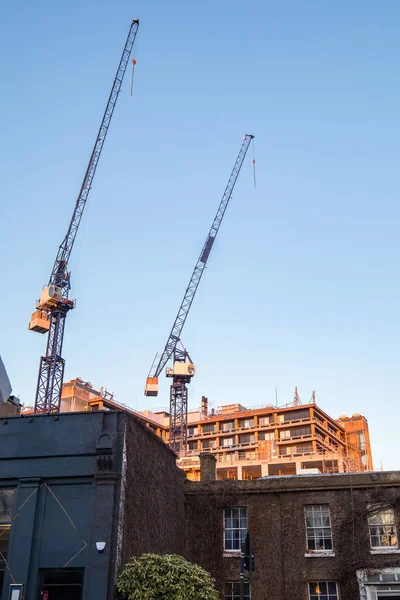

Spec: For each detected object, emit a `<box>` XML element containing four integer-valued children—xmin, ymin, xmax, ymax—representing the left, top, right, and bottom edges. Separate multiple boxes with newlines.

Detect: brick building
<box><xmin>187</xmin><ymin>457</ymin><xmax>400</xmax><ymax>600</ymax></box>
<box><xmin>175</xmin><ymin>399</ymin><xmax>372</xmax><ymax>480</ymax></box>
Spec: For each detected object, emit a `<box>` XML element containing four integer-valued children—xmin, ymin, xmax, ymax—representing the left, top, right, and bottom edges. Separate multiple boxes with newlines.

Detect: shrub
<box><xmin>116</xmin><ymin>553</ymin><xmax>219</xmax><ymax>600</ymax></box>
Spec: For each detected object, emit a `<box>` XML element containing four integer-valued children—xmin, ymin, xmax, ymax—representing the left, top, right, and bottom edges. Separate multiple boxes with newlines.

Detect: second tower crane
<box><xmin>145</xmin><ymin>134</ymin><xmax>254</xmax><ymax>455</ymax></box>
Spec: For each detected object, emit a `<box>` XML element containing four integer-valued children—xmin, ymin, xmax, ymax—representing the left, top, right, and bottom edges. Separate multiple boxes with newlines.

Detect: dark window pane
<box><xmin>0</xmin><ymin>490</ymin><xmax>16</xmax><ymax>524</ymax></box>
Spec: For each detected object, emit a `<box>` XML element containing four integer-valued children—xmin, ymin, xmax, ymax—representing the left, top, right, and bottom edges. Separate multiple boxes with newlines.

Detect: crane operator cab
<box><xmin>144</xmin><ymin>362</ymin><xmax>196</xmax><ymax>397</ymax></box>
<box><xmin>28</xmin><ymin>285</ymin><xmax>62</xmax><ymax>333</ymax></box>
<box><xmin>166</xmin><ymin>361</ymin><xmax>196</xmax><ymax>379</ymax></box>
<box><xmin>28</xmin><ymin>285</ymin><xmax>74</xmax><ymax>334</ymax></box>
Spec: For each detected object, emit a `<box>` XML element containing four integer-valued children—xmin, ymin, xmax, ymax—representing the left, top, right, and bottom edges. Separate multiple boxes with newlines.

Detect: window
<box><xmin>358</xmin><ymin>568</ymin><xmax>400</xmax><ymax>598</ymax></box>
<box><xmin>259</xmin><ymin>431</ymin><xmax>275</xmax><ymax>441</ymax></box>
<box><xmin>202</xmin><ymin>439</ymin><xmax>216</xmax><ymax>450</ymax></box>
<box><xmin>279</xmin><ymin>409</ymin><xmax>310</xmax><ymax>422</ymax></box>
<box><xmin>309</xmin><ymin>582</ymin><xmax>338</xmax><ymax>599</ymax></box>
<box><xmin>0</xmin><ymin>489</ymin><xmax>16</xmax><ymax>596</ymax></box>
<box><xmin>222</xmin><ymin>421</ymin><xmax>234</xmax><ymax>432</ymax></box>
<box><xmin>298</xmin><ymin>444</ymin><xmax>313</xmax><ymax>454</ymax></box>
<box><xmin>39</xmin><ymin>570</ymin><xmax>84</xmax><ymax>599</ymax></box>
<box><xmin>292</xmin><ymin>426</ymin><xmax>311</xmax><ymax>438</ymax></box>
<box><xmin>368</xmin><ymin>507</ymin><xmax>398</xmax><ymax>549</ymax></box>
<box><xmin>280</xmin><ymin>430</ymin><xmax>291</xmax><ymax>439</ymax></box>
<box><xmin>188</xmin><ymin>426</ymin><xmax>198</xmax><ymax>436</ymax></box>
<box><xmin>224</xmin><ymin>508</ymin><xmax>247</xmax><ymax>552</ymax></box>
<box><xmin>222</xmin><ymin>437</ymin><xmax>234</xmax><ymax>448</ymax></box>
<box><xmin>225</xmin><ymin>582</ymin><xmax>250</xmax><ymax>599</ymax></box>
<box><xmin>202</xmin><ymin>423</ymin><xmax>216</xmax><ymax>434</ymax></box>
<box><xmin>259</xmin><ymin>416</ymin><xmax>270</xmax><ymax>426</ymax></box>
<box><xmin>239</xmin><ymin>418</ymin><xmax>254</xmax><ymax>429</ymax></box>
<box><xmin>187</xmin><ymin>441</ymin><xmax>198</xmax><ymax>451</ymax></box>
<box><xmin>356</xmin><ymin>430</ymin><xmax>366</xmax><ymax>450</ymax></box>
<box><xmin>0</xmin><ymin>490</ymin><xmax>15</xmax><ymax>524</ymax></box>
<box><xmin>239</xmin><ymin>434</ymin><xmax>255</xmax><ymax>445</ymax></box>
<box><xmin>305</xmin><ymin>505</ymin><xmax>333</xmax><ymax>552</ymax></box>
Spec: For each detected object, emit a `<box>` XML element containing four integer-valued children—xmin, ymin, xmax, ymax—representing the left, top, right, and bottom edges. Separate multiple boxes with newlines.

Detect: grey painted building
<box><xmin>0</xmin><ymin>410</ymin><xmax>185</xmax><ymax>600</ymax></box>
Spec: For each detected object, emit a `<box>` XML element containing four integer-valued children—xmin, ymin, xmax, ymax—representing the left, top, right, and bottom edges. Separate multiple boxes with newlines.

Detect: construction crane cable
<box><xmin>130</xmin><ymin>59</ymin><xmax>137</xmax><ymax>96</ymax></box>
<box><xmin>252</xmin><ymin>137</ymin><xmax>256</xmax><ymax>189</ymax></box>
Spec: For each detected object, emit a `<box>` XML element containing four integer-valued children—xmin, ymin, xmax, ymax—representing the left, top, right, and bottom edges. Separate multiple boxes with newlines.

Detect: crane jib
<box><xmin>149</xmin><ymin>133</ymin><xmax>254</xmax><ymax>382</ymax></box>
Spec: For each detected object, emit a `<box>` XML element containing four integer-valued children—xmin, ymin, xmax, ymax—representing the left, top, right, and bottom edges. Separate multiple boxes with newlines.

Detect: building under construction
<box><xmin>29</xmin><ymin>379</ymin><xmax>373</xmax><ymax>481</ymax></box>
<box><xmin>142</xmin><ymin>395</ymin><xmax>372</xmax><ymax>480</ymax></box>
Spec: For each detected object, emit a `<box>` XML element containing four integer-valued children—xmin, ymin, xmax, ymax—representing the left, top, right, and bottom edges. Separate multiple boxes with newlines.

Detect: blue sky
<box><xmin>1</xmin><ymin>1</ymin><xmax>400</xmax><ymax>469</ymax></box>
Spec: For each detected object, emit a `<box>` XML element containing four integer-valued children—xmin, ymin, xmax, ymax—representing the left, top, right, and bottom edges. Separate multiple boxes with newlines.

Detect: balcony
<box><xmin>217</xmin><ymin>450</ymin><xmax>262</xmax><ymax>463</ymax></box>
<box><xmin>276</xmin><ymin>433</ymin><xmax>312</xmax><ymax>444</ymax></box>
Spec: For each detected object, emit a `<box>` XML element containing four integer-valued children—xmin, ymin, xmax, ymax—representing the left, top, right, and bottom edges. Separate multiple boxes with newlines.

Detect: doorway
<box><xmin>38</xmin><ymin>569</ymin><xmax>84</xmax><ymax>600</ymax></box>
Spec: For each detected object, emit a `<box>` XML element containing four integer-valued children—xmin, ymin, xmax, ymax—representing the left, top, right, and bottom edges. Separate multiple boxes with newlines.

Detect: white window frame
<box><xmin>368</xmin><ymin>507</ymin><xmax>398</xmax><ymax>551</ymax></box>
<box><xmin>357</xmin><ymin>568</ymin><xmax>400</xmax><ymax>600</ymax></box>
<box><xmin>225</xmin><ymin>581</ymin><xmax>250</xmax><ymax>599</ymax></box>
<box><xmin>305</xmin><ymin>504</ymin><xmax>334</xmax><ymax>555</ymax></box>
<box><xmin>223</xmin><ymin>508</ymin><xmax>247</xmax><ymax>554</ymax></box>
<box><xmin>308</xmin><ymin>581</ymin><xmax>339</xmax><ymax>599</ymax></box>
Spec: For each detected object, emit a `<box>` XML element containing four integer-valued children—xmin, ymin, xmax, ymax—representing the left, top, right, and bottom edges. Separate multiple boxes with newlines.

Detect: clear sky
<box><xmin>1</xmin><ymin>1</ymin><xmax>400</xmax><ymax>469</ymax></box>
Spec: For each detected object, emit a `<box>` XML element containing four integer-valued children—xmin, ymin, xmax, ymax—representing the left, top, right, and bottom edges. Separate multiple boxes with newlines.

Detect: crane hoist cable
<box><xmin>29</xmin><ymin>19</ymin><xmax>140</xmax><ymax>414</ymax></box>
<box><xmin>130</xmin><ymin>58</ymin><xmax>137</xmax><ymax>96</ymax></box>
<box><xmin>144</xmin><ymin>133</ymin><xmax>255</xmax><ymax>455</ymax></box>
<box><xmin>252</xmin><ymin>137</ymin><xmax>256</xmax><ymax>189</ymax></box>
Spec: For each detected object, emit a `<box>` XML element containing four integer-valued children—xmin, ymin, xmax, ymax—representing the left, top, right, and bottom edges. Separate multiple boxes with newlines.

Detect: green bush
<box><xmin>116</xmin><ymin>553</ymin><xmax>220</xmax><ymax>600</ymax></box>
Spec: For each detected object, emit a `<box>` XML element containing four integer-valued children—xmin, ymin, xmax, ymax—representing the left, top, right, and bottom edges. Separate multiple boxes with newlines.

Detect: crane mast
<box><xmin>145</xmin><ymin>134</ymin><xmax>254</xmax><ymax>454</ymax></box>
<box><xmin>30</xmin><ymin>19</ymin><xmax>139</xmax><ymax>414</ymax></box>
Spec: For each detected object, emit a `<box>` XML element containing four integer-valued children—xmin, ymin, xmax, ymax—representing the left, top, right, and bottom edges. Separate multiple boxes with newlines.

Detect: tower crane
<box><xmin>145</xmin><ymin>134</ymin><xmax>254</xmax><ymax>454</ymax></box>
<box><xmin>29</xmin><ymin>19</ymin><xmax>140</xmax><ymax>414</ymax></box>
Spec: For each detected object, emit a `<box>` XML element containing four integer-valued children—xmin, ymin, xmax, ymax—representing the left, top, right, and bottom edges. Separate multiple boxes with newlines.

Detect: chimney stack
<box><xmin>200</xmin><ymin>452</ymin><xmax>217</xmax><ymax>482</ymax></box>
<box><xmin>201</xmin><ymin>396</ymin><xmax>208</xmax><ymax>415</ymax></box>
